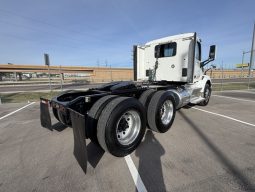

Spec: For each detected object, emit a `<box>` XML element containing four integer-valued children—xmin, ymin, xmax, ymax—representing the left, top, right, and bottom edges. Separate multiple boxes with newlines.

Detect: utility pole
<box><xmin>241</xmin><ymin>51</ymin><xmax>244</xmax><ymax>78</ymax></box>
<box><xmin>59</xmin><ymin>65</ymin><xmax>63</xmax><ymax>92</ymax></box>
<box><xmin>249</xmin><ymin>23</ymin><xmax>255</xmax><ymax>77</ymax></box>
<box><xmin>105</xmin><ymin>59</ymin><xmax>108</xmax><ymax>67</ymax></box>
<box><xmin>97</xmin><ymin>59</ymin><xmax>100</xmax><ymax>68</ymax></box>
<box><xmin>241</xmin><ymin>51</ymin><xmax>249</xmax><ymax>78</ymax></box>
<box><xmin>110</xmin><ymin>65</ymin><xmax>113</xmax><ymax>81</ymax></box>
<box><xmin>248</xmin><ymin>23</ymin><xmax>255</xmax><ymax>89</ymax></box>
<box><xmin>221</xmin><ymin>61</ymin><xmax>224</xmax><ymax>92</ymax></box>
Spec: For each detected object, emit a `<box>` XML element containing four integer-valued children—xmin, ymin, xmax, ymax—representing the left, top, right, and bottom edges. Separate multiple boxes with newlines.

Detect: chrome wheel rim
<box><xmin>116</xmin><ymin>110</ymin><xmax>141</xmax><ymax>145</ymax></box>
<box><xmin>160</xmin><ymin>100</ymin><xmax>173</xmax><ymax>125</ymax></box>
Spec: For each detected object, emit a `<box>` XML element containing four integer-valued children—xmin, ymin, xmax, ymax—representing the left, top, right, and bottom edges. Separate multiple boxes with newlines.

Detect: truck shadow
<box><xmin>179</xmin><ymin>110</ymin><xmax>254</xmax><ymax>191</ymax></box>
<box><xmin>51</xmin><ymin>122</ymin><xmax>68</xmax><ymax>132</ymax></box>
<box><xmin>87</xmin><ymin>142</ymin><xmax>105</xmax><ymax>168</ymax></box>
<box><xmin>182</xmin><ymin>103</ymin><xmax>196</xmax><ymax>109</ymax></box>
<box><xmin>135</xmin><ymin>130</ymin><xmax>166</xmax><ymax>192</ymax></box>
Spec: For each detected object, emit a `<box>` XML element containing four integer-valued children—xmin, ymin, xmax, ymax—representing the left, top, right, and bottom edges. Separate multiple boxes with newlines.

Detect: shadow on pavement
<box><xmin>179</xmin><ymin>110</ymin><xmax>254</xmax><ymax>191</ymax></box>
<box><xmin>51</xmin><ymin>122</ymin><xmax>68</xmax><ymax>132</ymax></box>
<box><xmin>87</xmin><ymin>142</ymin><xmax>105</xmax><ymax>168</ymax></box>
<box><xmin>135</xmin><ymin>130</ymin><xmax>166</xmax><ymax>192</ymax></box>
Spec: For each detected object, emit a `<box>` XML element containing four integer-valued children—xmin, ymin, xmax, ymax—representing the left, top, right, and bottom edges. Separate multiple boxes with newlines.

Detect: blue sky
<box><xmin>0</xmin><ymin>0</ymin><xmax>254</xmax><ymax>68</ymax></box>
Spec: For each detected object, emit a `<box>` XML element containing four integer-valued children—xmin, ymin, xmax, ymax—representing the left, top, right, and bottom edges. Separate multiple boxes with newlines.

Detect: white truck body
<box><xmin>134</xmin><ymin>32</ymin><xmax>215</xmax><ymax>106</ymax></box>
<box><xmin>136</xmin><ymin>33</ymin><xmax>206</xmax><ymax>83</ymax></box>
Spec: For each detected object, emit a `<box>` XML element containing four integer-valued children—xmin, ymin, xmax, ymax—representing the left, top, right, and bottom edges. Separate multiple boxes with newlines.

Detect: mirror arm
<box><xmin>200</xmin><ymin>57</ymin><xmax>214</xmax><ymax>68</ymax></box>
<box><xmin>204</xmin><ymin>68</ymin><xmax>211</xmax><ymax>75</ymax></box>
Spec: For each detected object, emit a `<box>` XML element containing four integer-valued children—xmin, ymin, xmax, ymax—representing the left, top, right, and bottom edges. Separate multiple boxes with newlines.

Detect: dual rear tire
<box><xmin>87</xmin><ymin>90</ymin><xmax>176</xmax><ymax>157</ymax></box>
<box><xmin>146</xmin><ymin>91</ymin><xmax>176</xmax><ymax>133</ymax></box>
<box><xmin>139</xmin><ymin>90</ymin><xmax>176</xmax><ymax>133</ymax></box>
<box><xmin>88</xmin><ymin>96</ymin><xmax>146</xmax><ymax>157</ymax></box>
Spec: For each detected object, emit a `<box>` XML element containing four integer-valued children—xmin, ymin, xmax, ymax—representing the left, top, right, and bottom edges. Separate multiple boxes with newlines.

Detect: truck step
<box><xmin>189</xmin><ymin>96</ymin><xmax>205</xmax><ymax>104</ymax></box>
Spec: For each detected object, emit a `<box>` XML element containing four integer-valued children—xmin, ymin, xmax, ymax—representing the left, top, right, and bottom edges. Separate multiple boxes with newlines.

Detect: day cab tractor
<box><xmin>40</xmin><ymin>32</ymin><xmax>216</xmax><ymax>172</ymax></box>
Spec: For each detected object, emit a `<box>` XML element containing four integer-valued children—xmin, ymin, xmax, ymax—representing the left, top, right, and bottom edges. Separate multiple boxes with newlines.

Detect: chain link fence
<box><xmin>206</xmin><ymin>65</ymin><xmax>255</xmax><ymax>91</ymax></box>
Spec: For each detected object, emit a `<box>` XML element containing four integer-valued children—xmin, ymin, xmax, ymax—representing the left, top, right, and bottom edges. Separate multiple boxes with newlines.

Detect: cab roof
<box><xmin>145</xmin><ymin>32</ymin><xmax>200</xmax><ymax>46</ymax></box>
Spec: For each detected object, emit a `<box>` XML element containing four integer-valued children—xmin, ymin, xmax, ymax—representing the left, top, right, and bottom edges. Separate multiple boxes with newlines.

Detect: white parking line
<box><xmin>124</xmin><ymin>155</ymin><xmax>147</xmax><ymax>192</ymax></box>
<box><xmin>212</xmin><ymin>95</ymin><xmax>255</xmax><ymax>103</ymax></box>
<box><xmin>192</xmin><ymin>107</ymin><xmax>255</xmax><ymax>127</ymax></box>
<box><xmin>0</xmin><ymin>102</ymin><xmax>35</xmax><ymax>120</ymax></box>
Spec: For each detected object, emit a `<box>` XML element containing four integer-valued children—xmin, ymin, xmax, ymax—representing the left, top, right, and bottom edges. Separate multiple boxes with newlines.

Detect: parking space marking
<box><xmin>124</xmin><ymin>155</ymin><xmax>147</xmax><ymax>192</ymax></box>
<box><xmin>192</xmin><ymin>107</ymin><xmax>255</xmax><ymax>128</ymax></box>
<box><xmin>212</xmin><ymin>95</ymin><xmax>255</xmax><ymax>103</ymax></box>
<box><xmin>0</xmin><ymin>102</ymin><xmax>35</xmax><ymax>120</ymax></box>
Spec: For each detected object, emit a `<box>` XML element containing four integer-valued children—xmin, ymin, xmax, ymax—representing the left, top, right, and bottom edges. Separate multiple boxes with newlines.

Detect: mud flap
<box><xmin>40</xmin><ymin>98</ymin><xmax>52</xmax><ymax>131</ymax></box>
<box><xmin>69</xmin><ymin>109</ymin><xmax>87</xmax><ymax>173</ymax></box>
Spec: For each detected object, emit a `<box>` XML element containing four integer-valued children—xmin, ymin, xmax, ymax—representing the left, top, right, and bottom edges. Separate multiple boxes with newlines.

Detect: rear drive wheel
<box><xmin>97</xmin><ymin>97</ymin><xmax>146</xmax><ymax>157</ymax></box>
<box><xmin>139</xmin><ymin>89</ymin><xmax>156</xmax><ymax>110</ymax></box>
<box><xmin>87</xmin><ymin>95</ymin><xmax>118</xmax><ymax>144</ymax></box>
<box><xmin>147</xmin><ymin>91</ymin><xmax>176</xmax><ymax>133</ymax></box>
<box><xmin>199</xmin><ymin>83</ymin><xmax>211</xmax><ymax>106</ymax></box>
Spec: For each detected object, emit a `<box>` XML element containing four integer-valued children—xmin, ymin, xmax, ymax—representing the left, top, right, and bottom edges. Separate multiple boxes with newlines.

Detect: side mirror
<box><xmin>209</xmin><ymin>45</ymin><xmax>216</xmax><ymax>60</ymax></box>
<box><xmin>201</xmin><ymin>45</ymin><xmax>217</xmax><ymax>68</ymax></box>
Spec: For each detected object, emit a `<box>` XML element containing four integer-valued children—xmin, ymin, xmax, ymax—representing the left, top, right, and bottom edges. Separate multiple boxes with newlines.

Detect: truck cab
<box><xmin>134</xmin><ymin>32</ymin><xmax>215</xmax><ymax>84</ymax></box>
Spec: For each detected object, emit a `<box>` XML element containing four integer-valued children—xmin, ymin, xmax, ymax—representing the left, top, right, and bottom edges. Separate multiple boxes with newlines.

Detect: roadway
<box><xmin>0</xmin><ymin>78</ymin><xmax>255</xmax><ymax>93</ymax></box>
<box><xmin>212</xmin><ymin>77</ymin><xmax>255</xmax><ymax>83</ymax></box>
<box><xmin>0</xmin><ymin>90</ymin><xmax>254</xmax><ymax>192</ymax></box>
<box><xmin>0</xmin><ymin>83</ymin><xmax>103</xmax><ymax>93</ymax></box>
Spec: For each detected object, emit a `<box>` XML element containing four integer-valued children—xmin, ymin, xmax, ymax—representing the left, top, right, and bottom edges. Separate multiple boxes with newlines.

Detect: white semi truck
<box><xmin>40</xmin><ymin>32</ymin><xmax>216</xmax><ymax>172</ymax></box>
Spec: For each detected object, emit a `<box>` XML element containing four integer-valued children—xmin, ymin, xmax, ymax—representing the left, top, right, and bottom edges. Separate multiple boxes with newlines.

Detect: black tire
<box><xmin>199</xmin><ymin>83</ymin><xmax>211</xmax><ymax>106</ymax></box>
<box><xmin>139</xmin><ymin>89</ymin><xmax>156</xmax><ymax>110</ymax></box>
<box><xmin>52</xmin><ymin>108</ymin><xmax>60</xmax><ymax>121</ymax></box>
<box><xmin>87</xmin><ymin>95</ymin><xmax>118</xmax><ymax>144</ymax></box>
<box><xmin>97</xmin><ymin>97</ymin><xmax>146</xmax><ymax>157</ymax></box>
<box><xmin>147</xmin><ymin>91</ymin><xmax>176</xmax><ymax>133</ymax></box>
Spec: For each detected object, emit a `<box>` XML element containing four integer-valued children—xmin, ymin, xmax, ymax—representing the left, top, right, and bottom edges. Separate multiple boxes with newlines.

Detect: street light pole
<box><xmin>248</xmin><ymin>23</ymin><xmax>255</xmax><ymax>89</ymax></box>
<box><xmin>241</xmin><ymin>51</ymin><xmax>245</xmax><ymax>78</ymax></box>
<box><xmin>221</xmin><ymin>61</ymin><xmax>224</xmax><ymax>92</ymax></box>
<box><xmin>110</xmin><ymin>65</ymin><xmax>113</xmax><ymax>82</ymax></box>
<box><xmin>241</xmin><ymin>50</ymin><xmax>253</xmax><ymax>77</ymax></box>
<box><xmin>249</xmin><ymin>23</ymin><xmax>255</xmax><ymax>77</ymax></box>
<box><xmin>59</xmin><ymin>65</ymin><xmax>63</xmax><ymax>92</ymax></box>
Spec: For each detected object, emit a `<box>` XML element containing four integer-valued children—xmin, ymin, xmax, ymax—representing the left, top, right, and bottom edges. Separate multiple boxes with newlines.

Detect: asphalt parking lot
<box><xmin>0</xmin><ymin>90</ymin><xmax>255</xmax><ymax>192</ymax></box>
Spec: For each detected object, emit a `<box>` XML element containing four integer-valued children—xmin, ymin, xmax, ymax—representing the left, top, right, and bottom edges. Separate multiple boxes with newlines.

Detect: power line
<box><xmin>0</xmin><ymin>31</ymin><xmax>81</xmax><ymax>50</ymax></box>
<box><xmin>0</xmin><ymin>19</ymin><xmax>85</xmax><ymax>46</ymax></box>
<box><xmin>0</xmin><ymin>8</ymin><xmax>103</xmax><ymax>42</ymax></box>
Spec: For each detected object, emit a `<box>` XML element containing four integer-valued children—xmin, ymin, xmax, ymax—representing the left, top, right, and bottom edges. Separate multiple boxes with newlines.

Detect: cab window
<box><xmin>155</xmin><ymin>42</ymin><xmax>177</xmax><ymax>58</ymax></box>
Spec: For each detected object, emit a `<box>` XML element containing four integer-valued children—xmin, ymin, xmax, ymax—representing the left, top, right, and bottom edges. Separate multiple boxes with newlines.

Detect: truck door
<box><xmin>193</xmin><ymin>41</ymin><xmax>202</xmax><ymax>82</ymax></box>
<box><xmin>155</xmin><ymin>42</ymin><xmax>179</xmax><ymax>81</ymax></box>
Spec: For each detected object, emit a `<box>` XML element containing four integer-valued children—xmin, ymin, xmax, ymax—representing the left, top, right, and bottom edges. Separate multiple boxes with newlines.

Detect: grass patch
<box><xmin>212</xmin><ymin>82</ymin><xmax>255</xmax><ymax>91</ymax></box>
<box><xmin>1</xmin><ymin>82</ymin><xmax>254</xmax><ymax>103</ymax></box>
<box><xmin>0</xmin><ymin>92</ymin><xmax>60</xmax><ymax>103</ymax></box>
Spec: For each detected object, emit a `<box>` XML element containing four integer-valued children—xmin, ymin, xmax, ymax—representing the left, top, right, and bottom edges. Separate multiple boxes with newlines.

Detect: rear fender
<box><xmin>69</xmin><ymin>108</ymin><xmax>87</xmax><ymax>173</ymax></box>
